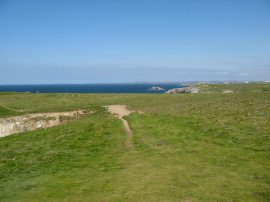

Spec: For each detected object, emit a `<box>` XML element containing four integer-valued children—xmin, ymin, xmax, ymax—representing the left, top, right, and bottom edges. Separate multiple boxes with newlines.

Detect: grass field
<box><xmin>0</xmin><ymin>84</ymin><xmax>269</xmax><ymax>201</ymax></box>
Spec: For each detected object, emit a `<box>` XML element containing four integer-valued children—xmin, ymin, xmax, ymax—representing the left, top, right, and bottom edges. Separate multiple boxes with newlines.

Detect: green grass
<box><xmin>0</xmin><ymin>105</ymin><xmax>17</xmax><ymax>117</ymax></box>
<box><xmin>0</xmin><ymin>84</ymin><xmax>269</xmax><ymax>201</ymax></box>
<box><xmin>198</xmin><ymin>83</ymin><xmax>270</xmax><ymax>93</ymax></box>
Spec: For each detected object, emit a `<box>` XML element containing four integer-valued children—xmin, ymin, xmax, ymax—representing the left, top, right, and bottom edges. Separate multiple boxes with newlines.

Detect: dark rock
<box><xmin>148</xmin><ymin>86</ymin><xmax>165</xmax><ymax>91</ymax></box>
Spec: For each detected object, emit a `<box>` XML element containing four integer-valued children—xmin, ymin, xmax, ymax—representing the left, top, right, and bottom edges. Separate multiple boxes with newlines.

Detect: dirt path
<box><xmin>105</xmin><ymin>105</ymin><xmax>134</xmax><ymax>136</ymax></box>
<box><xmin>0</xmin><ymin>110</ymin><xmax>90</xmax><ymax>138</ymax></box>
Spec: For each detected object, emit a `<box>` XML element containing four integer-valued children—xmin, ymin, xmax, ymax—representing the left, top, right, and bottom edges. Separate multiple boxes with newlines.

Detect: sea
<box><xmin>0</xmin><ymin>83</ymin><xmax>184</xmax><ymax>93</ymax></box>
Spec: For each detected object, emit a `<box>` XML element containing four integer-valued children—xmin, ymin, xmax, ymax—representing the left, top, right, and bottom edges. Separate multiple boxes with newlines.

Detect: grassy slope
<box><xmin>0</xmin><ymin>84</ymin><xmax>269</xmax><ymax>201</ymax></box>
<box><xmin>0</xmin><ymin>105</ymin><xmax>17</xmax><ymax>117</ymax></box>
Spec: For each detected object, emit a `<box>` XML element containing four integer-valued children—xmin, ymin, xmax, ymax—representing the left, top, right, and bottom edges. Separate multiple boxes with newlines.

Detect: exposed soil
<box><xmin>0</xmin><ymin>110</ymin><xmax>89</xmax><ymax>138</ymax></box>
<box><xmin>105</xmin><ymin>105</ymin><xmax>134</xmax><ymax>136</ymax></box>
<box><xmin>223</xmin><ymin>90</ymin><xmax>234</xmax><ymax>93</ymax></box>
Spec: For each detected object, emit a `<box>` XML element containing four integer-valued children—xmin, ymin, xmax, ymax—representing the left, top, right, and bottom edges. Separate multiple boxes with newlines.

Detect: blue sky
<box><xmin>0</xmin><ymin>0</ymin><xmax>269</xmax><ymax>84</ymax></box>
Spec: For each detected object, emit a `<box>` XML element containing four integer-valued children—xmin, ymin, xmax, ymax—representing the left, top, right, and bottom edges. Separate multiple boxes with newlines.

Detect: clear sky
<box><xmin>0</xmin><ymin>0</ymin><xmax>269</xmax><ymax>84</ymax></box>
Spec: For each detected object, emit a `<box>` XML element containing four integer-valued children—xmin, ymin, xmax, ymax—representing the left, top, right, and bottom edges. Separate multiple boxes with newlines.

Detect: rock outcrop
<box><xmin>0</xmin><ymin>110</ymin><xmax>89</xmax><ymax>138</ymax></box>
<box><xmin>165</xmin><ymin>87</ymin><xmax>199</xmax><ymax>94</ymax></box>
<box><xmin>148</xmin><ymin>86</ymin><xmax>165</xmax><ymax>91</ymax></box>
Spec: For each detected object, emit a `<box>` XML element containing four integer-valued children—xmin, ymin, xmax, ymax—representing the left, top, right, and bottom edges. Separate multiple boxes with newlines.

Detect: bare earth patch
<box><xmin>0</xmin><ymin>110</ymin><xmax>90</xmax><ymax>138</ymax></box>
<box><xmin>105</xmin><ymin>105</ymin><xmax>135</xmax><ymax>136</ymax></box>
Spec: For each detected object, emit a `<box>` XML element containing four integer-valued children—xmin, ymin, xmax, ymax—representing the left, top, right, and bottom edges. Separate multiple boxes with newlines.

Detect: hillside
<box><xmin>0</xmin><ymin>84</ymin><xmax>269</xmax><ymax>201</ymax></box>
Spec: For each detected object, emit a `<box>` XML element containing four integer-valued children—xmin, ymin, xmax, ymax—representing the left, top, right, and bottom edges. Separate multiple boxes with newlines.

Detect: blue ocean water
<box><xmin>0</xmin><ymin>84</ymin><xmax>184</xmax><ymax>93</ymax></box>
